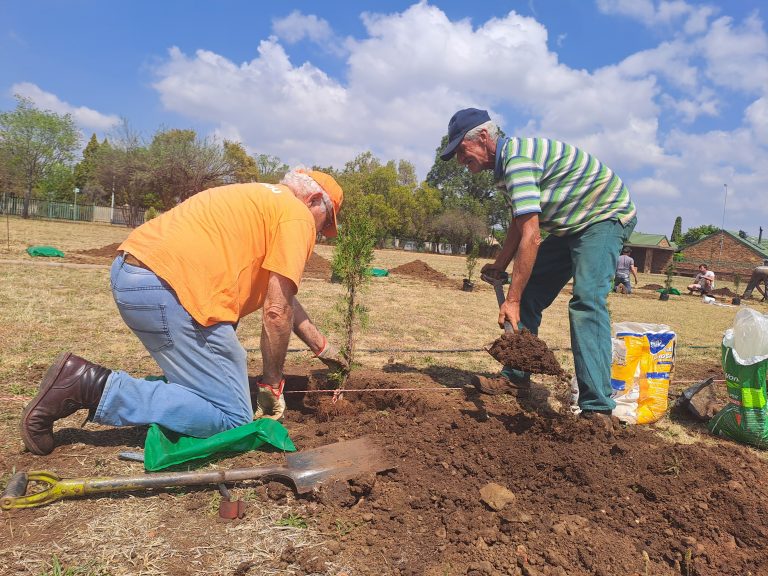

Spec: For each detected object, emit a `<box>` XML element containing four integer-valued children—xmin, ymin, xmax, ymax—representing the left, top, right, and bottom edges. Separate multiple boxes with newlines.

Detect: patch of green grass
<box><xmin>334</xmin><ymin>518</ymin><xmax>359</xmax><ymax>536</ymax></box>
<box><xmin>38</xmin><ymin>555</ymin><xmax>110</xmax><ymax>576</ymax></box>
<box><xmin>276</xmin><ymin>513</ymin><xmax>308</xmax><ymax>529</ymax></box>
<box><xmin>9</xmin><ymin>382</ymin><xmax>37</xmax><ymax>396</ymax></box>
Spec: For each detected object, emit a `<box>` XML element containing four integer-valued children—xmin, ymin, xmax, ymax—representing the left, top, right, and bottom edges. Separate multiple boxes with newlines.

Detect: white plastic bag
<box><xmin>724</xmin><ymin>307</ymin><xmax>768</xmax><ymax>366</ymax></box>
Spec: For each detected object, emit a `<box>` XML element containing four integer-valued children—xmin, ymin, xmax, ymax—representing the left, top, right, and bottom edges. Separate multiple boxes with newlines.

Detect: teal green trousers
<box><xmin>514</xmin><ymin>216</ymin><xmax>636</xmax><ymax>412</ymax></box>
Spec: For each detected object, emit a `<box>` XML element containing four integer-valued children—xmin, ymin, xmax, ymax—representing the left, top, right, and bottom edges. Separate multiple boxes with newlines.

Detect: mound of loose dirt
<box><xmin>710</xmin><ymin>287</ymin><xmax>738</xmax><ymax>298</ymax></box>
<box><xmin>66</xmin><ymin>242</ymin><xmax>123</xmax><ymax>264</ymax></box>
<box><xmin>389</xmin><ymin>259</ymin><xmax>450</xmax><ymax>284</ymax></box>
<box><xmin>72</xmin><ymin>242</ymin><xmax>122</xmax><ymax>258</ymax></box>
<box><xmin>487</xmin><ymin>330</ymin><xmax>564</xmax><ymax>376</ymax></box>
<box><xmin>640</xmin><ymin>283</ymin><xmax>664</xmax><ymax>290</ymax></box>
<box><xmin>275</xmin><ymin>368</ymin><xmax>768</xmax><ymax>575</ymax></box>
<box><xmin>303</xmin><ymin>251</ymin><xmax>332</xmax><ymax>280</ymax></box>
<box><xmin>7</xmin><ymin>363</ymin><xmax>768</xmax><ymax>575</ymax></box>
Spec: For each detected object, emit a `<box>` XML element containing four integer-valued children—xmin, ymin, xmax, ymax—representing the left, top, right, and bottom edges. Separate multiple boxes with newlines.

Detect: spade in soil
<box><xmin>473</xmin><ymin>271</ymin><xmax>565</xmax><ymax>395</ymax></box>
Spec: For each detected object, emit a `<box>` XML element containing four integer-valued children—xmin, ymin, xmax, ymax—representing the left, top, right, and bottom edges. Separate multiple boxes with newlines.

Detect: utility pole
<box><xmin>719</xmin><ymin>183</ymin><xmax>728</xmax><ymax>262</ymax></box>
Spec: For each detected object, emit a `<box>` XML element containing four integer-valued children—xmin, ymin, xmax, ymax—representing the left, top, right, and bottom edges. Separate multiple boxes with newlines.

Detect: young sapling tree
<box><xmin>330</xmin><ymin>208</ymin><xmax>377</xmax><ymax>393</ymax></box>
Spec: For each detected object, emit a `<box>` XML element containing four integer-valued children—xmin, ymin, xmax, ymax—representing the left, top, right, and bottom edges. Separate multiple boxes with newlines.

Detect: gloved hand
<box><xmin>253</xmin><ymin>379</ymin><xmax>286</xmax><ymax>421</ymax></box>
<box><xmin>316</xmin><ymin>337</ymin><xmax>350</xmax><ymax>373</ymax></box>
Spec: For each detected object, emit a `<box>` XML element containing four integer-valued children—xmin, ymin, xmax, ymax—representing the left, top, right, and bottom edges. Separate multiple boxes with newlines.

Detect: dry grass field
<box><xmin>2</xmin><ymin>216</ymin><xmax>768</xmax><ymax>575</ymax></box>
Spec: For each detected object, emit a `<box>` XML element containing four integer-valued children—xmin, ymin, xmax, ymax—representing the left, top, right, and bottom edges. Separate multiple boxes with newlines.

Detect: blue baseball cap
<box><xmin>439</xmin><ymin>108</ymin><xmax>491</xmax><ymax>161</ymax></box>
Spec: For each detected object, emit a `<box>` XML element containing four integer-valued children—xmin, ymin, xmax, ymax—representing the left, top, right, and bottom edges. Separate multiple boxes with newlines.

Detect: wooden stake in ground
<box><xmin>330</xmin><ymin>208</ymin><xmax>377</xmax><ymax>398</ymax></box>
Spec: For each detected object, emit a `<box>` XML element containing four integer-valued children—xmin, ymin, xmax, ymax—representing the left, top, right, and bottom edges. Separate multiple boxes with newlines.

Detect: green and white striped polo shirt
<box><xmin>494</xmin><ymin>137</ymin><xmax>636</xmax><ymax>236</ymax></box>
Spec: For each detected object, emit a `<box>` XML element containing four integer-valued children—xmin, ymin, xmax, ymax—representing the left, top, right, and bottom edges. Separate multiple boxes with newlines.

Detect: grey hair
<box><xmin>280</xmin><ymin>166</ymin><xmax>333</xmax><ymax>224</ymax></box>
<box><xmin>464</xmin><ymin>120</ymin><xmax>501</xmax><ymax>142</ymax></box>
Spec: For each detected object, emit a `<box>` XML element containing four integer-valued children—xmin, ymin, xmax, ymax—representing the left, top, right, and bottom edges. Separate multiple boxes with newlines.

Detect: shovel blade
<box><xmin>284</xmin><ymin>436</ymin><xmax>391</xmax><ymax>494</ymax></box>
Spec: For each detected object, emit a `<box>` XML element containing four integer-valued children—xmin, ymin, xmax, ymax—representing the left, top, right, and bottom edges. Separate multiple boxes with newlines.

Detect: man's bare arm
<box><xmin>499</xmin><ymin>213</ymin><xmax>541</xmax><ymax>330</ymax></box>
<box><xmin>261</xmin><ymin>272</ymin><xmax>297</xmax><ymax>384</ymax></box>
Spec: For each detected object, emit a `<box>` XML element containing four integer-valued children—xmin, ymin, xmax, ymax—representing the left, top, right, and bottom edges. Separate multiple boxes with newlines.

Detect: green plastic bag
<box><xmin>708</xmin><ymin>344</ymin><xmax>768</xmax><ymax>448</ymax></box>
<box><xmin>26</xmin><ymin>246</ymin><xmax>65</xmax><ymax>257</ymax></box>
<box><xmin>369</xmin><ymin>268</ymin><xmax>389</xmax><ymax>277</ymax></box>
<box><xmin>143</xmin><ymin>419</ymin><xmax>296</xmax><ymax>471</ymax></box>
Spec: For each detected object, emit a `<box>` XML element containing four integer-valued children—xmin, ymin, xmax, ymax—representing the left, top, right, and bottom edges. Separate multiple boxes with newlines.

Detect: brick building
<box><xmin>624</xmin><ymin>232</ymin><xmax>676</xmax><ymax>273</ymax></box>
<box><xmin>677</xmin><ymin>230</ymin><xmax>768</xmax><ymax>280</ymax></box>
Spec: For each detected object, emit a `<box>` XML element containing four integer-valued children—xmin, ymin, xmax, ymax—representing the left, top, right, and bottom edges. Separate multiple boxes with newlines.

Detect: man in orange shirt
<box><xmin>21</xmin><ymin>168</ymin><xmax>346</xmax><ymax>455</ymax></box>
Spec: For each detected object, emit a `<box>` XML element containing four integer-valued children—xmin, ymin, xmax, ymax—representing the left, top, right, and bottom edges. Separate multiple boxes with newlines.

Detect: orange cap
<box><xmin>308</xmin><ymin>170</ymin><xmax>343</xmax><ymax>238</ymax></box>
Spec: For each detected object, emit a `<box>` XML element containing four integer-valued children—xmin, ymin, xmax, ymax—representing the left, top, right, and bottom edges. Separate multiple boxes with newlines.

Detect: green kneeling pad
<box><xmin>26</xmin><ymin>245</ymin><xmax>65</xmax><ymax>257</ymax></box>
<box><xmin>143</xmin><ymin>418</ymin><xmax>296</xmax><ymax>471</ymax></box>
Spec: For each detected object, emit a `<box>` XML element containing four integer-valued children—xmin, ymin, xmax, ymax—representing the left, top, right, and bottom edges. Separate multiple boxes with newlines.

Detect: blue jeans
<box><xmin>614</xmin><ymin>275</ymin><xmax>632</xmax><ymax>294</ymax></box>
<box><xmin>93</xmin><ymin>255</ymin><xmax>253</xmax><ymax>437</ymax></box>
<box><xmin>514</xmin><ymin>216</ymin><xmax>636</xmax><ymax>412</ymax></box>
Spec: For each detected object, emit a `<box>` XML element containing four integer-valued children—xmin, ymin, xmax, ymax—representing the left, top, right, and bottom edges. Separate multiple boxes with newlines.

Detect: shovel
<box><xmin>1</xmin><ymin>436</ymin><xmax>391</xmax><ymax>510</ymax></box>
<box><xmin>480</xmin><ymin>270</ymin><xmax>513</xmax><ymax>332</ymax></box>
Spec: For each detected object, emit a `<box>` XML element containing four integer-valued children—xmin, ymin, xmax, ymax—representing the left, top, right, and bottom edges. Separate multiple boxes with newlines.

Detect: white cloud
<box><xmin>745</xmin><ymin>97</ymin><xmax>768</xmax><ymax>145</ymax></box>
<box><xmin>148</xmin><ymin>2</ymin><xmax>768</xmax><ymax>235</ymax></box>
<box><xmin>595</xmin><ymin>0</ymin><xmax>717</xmax><ymax>33</ymax></box>
<box><xmin>10</xmin><ymin>82</ymin><xmax>120</xmax><ymax>131</ymax></box>
<box><xmin>629</xmin><ymin>176</ymin><xmax>681</xmax><ymax>198</ymax></box>
<box><xmin>272</xmin><ymin>10</ymin><xmax>333</xmax><ymax>44</ymax></box>
<box><xmin>699</xmin><ymin>14</ymin><xmax>768</xmax><ymax>93</ymax></box>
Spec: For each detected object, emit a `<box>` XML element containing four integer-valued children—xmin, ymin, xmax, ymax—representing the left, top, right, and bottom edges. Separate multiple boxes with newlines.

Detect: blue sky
<box><xmin>1</xmin><ymin>0</ymin><xmax>767</xmax><ymax>237</ymax></box>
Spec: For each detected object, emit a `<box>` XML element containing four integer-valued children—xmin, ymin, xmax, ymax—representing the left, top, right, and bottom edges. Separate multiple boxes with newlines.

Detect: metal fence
<box><xmin>0</xmin><ymin>194</ymin><xmax>143</xmax><ymax>226</ymax></box>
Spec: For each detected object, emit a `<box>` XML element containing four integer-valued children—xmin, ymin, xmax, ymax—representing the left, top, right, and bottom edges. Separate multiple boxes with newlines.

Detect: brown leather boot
<box><xmin>471</xmin><ymin>374</ymin><xmax>531</xmax><ymax>396</ymax></box>
<box><xmin>20</xmin><ymin>352</ymin><xmax>111</xmax><ymax>455</ymax></box>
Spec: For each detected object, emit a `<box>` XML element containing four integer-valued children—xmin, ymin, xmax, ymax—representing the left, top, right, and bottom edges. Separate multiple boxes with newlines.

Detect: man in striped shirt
<box><xmin>440</xmin><ymin>108</ymin><xmax>637</xmax><ymax>422</ymax></box>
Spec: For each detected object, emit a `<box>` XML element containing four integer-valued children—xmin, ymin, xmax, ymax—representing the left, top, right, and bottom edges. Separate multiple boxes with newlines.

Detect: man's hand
<box><xmin>499</xmin><ymin>300</ymin><xmax>521</xmax><ymax>331</ymax></box>
<box><xmin>480</xmin><ymin>264</ymin><xmax>507</xmax><ymax>283</ymax></box>
<box><xmin>254</xmin><ymin>379</ymin><xmax>286</xmax><ymax>421</ymax></box>
<box><xmin>317</xmin><ymin>338</ymin><xmax>350</xmax><ymax>373</ymax></box>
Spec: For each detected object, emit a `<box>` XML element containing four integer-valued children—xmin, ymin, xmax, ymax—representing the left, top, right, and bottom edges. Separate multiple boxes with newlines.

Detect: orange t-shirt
<box><xmin>119</xmin><ymin>183</ymin><xmax>316</xmax><ymax>326</ymax></box>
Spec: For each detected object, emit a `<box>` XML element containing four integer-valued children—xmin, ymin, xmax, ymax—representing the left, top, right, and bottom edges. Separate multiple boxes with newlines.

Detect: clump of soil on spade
<box><xmin>487</xmin><ymin>330</ymin><xmax>563</xmax><ymax>376</ymax></box>
<box><xmin>640</xmin><ymin>283</ymin><xmax>664</xmax><ymax>290</ymax></box>
<box><xmin>303</xmin><ymin>251</ymin><xmax>332</xmax><ymax>280</ymax></box>
<box><xmin>389</xmin><ymin>259</ymin><xmax>450</xmax><ymax>284</ymax></box>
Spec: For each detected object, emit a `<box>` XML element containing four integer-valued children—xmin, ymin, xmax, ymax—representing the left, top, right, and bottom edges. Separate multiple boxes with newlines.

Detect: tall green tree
<box><xmin>91</xmin><ymin>120</ymin><xmax>152</xmax><ymax>226</ymax></box>
<box><xmin>255</xmin><ymin>153</ymin><xmax>289</xmax><ymax>183</ymax></box>
<box><xmin>223</xmin><ymin>140</ymin><xmax>260</xmax><ymax>183</ymax></box>
<box><xmin>671</xmin><ymin>216</ymin><xmax>682</xmax><ymax>245</ymax></box>
<box><xmin>73</xmin><ymin>133</ymin><xmax>109</xmax><ymax>203</ymax></box>
<box><xmin>425</xmin><ymin>135</ymin><xmax>504</xmax><ymax>230</ymax></box>
<box><xmin>148</xmin><ymin>128</ymin><xmax>232</xmax><ymax>209</ymax></box>
<box><xmin>681</xmin><ymin>224</ymin><xmax>719</xmax><ymax>246</ymax></box>
<box><xmin>0</xmin><ymin>96</ymin><xmax>80</xmax><ymax>217</ymax></box>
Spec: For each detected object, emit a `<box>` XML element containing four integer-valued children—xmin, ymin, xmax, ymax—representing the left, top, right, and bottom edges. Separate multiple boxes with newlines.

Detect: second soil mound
<box><xmin>389</xmin><ymin>259</ymin><xmax>450</xmax><ymax>284</ymax></box>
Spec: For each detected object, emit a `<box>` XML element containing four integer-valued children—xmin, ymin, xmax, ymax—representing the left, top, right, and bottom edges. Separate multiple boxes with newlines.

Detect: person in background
<box><xmin>742</xmin><ymin>262</ymin><xmax>768</xmax><ymax>301</ymax></box>
<box><xmin>687</xmin><ymin>263</ymin><xmax>714</xmax><ymax>295</ymax></box>
<box><xmin>439</xmin><ymin>108</ymin><xmax>636</xmax><ymax>426</ymax></box>
<box><xmin>21</xmin><ymin>168</ymin><xmax>348</xmax><ymax>455</ymax></box>
<box><xmin>614</xmin><ymin>246</ymin><xmax>638</xmax><ymax>294</ymax></box>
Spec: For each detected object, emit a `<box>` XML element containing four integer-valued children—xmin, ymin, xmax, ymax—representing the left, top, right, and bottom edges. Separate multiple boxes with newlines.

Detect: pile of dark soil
<box><xmin>487</xmin><ymin>330</ymin><xmax>564</xmax><ymax>376</ymax></box>
<box><xmin>710</xmin><ymin>287</ymin><xmax>738</xmax><ymax>298</ymax></box>
<box><xmin>640</xmin><ymin>283</ymin><xmax>664</xmax><ymax>290</ymax></box>
<box><xmin>274</xmin><ymin>368</ymin><xmax>768</xmax><ymax>575</ymax></box>
<box><xmin>73</xmin><ymin>242</ymin><xmax>122</xmax><ymax>258</ymax></box>
<box><xmin>66</xmin><ymin>242</ymin><xmax>122</xmax><ymax>264</ymax></box>
<box><xmin>303</xmin><ymin>251</ymin><xmax>332</xmax><ymax>280</ymax></box>
<box><xmin>8</xmin><ymin>363</ymin><xmax>768</xmax><ymax>575</ymax></box>
<box><xmin>389</xmin><ymin>259</ymin><xmax>451</xmax><ymax>284</ymax></box>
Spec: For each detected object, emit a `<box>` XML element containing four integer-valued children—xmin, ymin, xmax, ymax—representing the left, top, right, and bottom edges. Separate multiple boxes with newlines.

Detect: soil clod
<box><xmin>486</xmin><ymin>330</ymin><xmax>563</xmax><ymax>376</ymax></box>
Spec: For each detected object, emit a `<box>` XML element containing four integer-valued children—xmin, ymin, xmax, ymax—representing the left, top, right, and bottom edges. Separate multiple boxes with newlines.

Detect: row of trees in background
<box><xmin>0</xmin><ymin>95</ymin><xmax>499</xmax><ymax>250</ymax></box>
<box><xmin>4</xmin><ymin>95</ymin><xmax>728</xmax><ymax>253</ymax></box>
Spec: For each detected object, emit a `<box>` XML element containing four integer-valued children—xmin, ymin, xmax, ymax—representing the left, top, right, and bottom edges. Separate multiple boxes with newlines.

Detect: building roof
<box><xmin>626</xmin><ymin>232</ymin><xmax>676</xmax><ymax>250</ymax></box>
<box><xmin>682</xmin><ymin>229</ymin><xmax>768</xmax><ymax>259</ymax></box>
